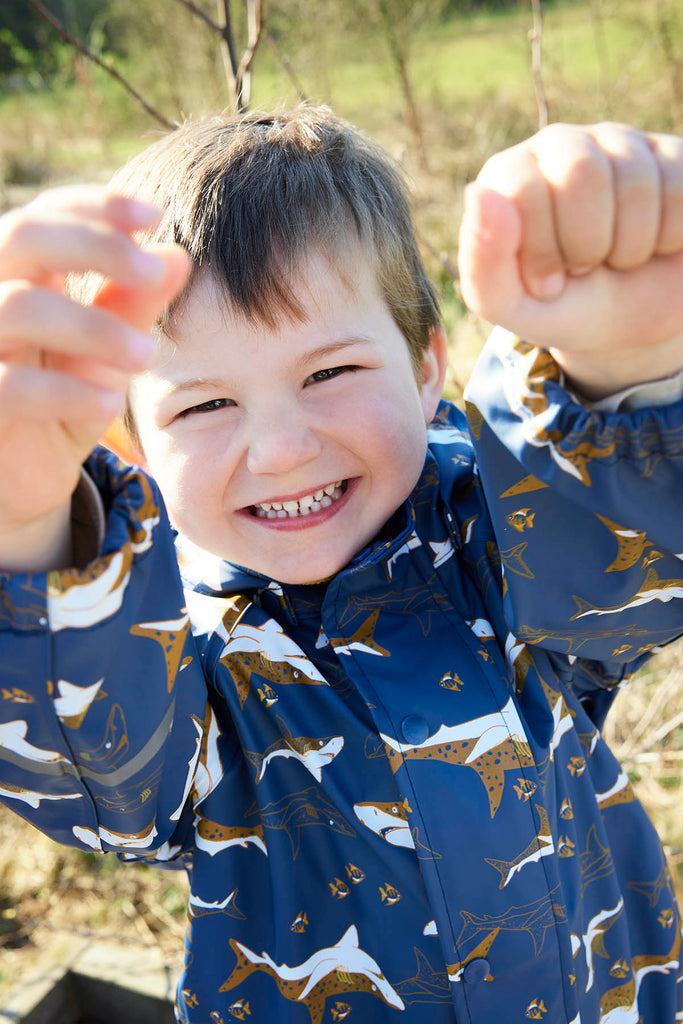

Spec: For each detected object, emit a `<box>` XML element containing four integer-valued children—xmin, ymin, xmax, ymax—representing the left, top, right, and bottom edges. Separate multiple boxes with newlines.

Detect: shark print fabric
<box><xmin>2</xmin><ymin>330</ymin><xmax>683</xmax><ymax>1022</ymax></box>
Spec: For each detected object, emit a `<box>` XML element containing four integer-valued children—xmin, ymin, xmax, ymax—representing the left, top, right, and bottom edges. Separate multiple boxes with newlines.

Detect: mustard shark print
<box><xmin>189</xmin><ymin>889</ymin><xmax>246</xmax><ymax>920</ymax></box>
<box><xmin>53</xmin><ymin>678</ymin><xmax>104</xmax><ymax>729</ymax></box>
<box><xmin>457</xmin><ymin>885</ymin><xmax>567</xmax><ymax>956</ymax></box>
<box><xmin>571</xmin><ymin>566</ymin><xmax>683</xmax><ymax>621</ymax></box>
<box><xmin>194</xmin><ymin>813</ymin><xmax>267</xmax><ymax>856</ymax></box>
<box><xmin>595</xmin><ymin>514</ymin><xmax>651</xmax><ymax>572</ymax></box>
<box><xmin>218</xmin><ymin>617</ymin><xmax>329</xmax><ymax>709</ymax></box>
<box><xmin>595</xmin><ymin>771</ymin><xmax>636</xmax><ymax>811</ymax></box>
<box><xmin>499</xmin><ymin>473</ymin><xmax>548</xmax><ymax>498</ymax></box>
<box><xmin>47</xmin><ymin>548</ymin><xmax>135</xmax><ymax>631</ymax></box>
<box><xmin>328</xmin><ymin>609</ymin><xmax>392</xmax><ymax>657</ymax></box>
<box><xmin>245</xmin><ymin>716</ymin><xmax>344</xmax><ymax>783</ymax></box>
<box><xmin>581</xmin><ymin>899</ymin><xmax>624</xmax><ymax>992</ymax></box>
<box><xmin>597</xmin><ymin>924</ymin><xmax>680</xmax><ymax>1021</ymax></box>
<box><xmin>579</xmin><ymin>823</ymin><xmax>615</xmax><ymax>895</ymax></box>
<box><xmin>627</xmin><ymin>860</ymin><xmax>677</xmax><ymax>908</ymax></box>
<box><xmin>484</xmin><ymin>805</ymin><xmax>554</xmax><ymax>889</ymax></box>
<box><xmin>447</xmin><ymin>928</ymin><xmax>499</xmax><ymax>982</ymax></box>
<box><xmin>192</xmin><ymin>703</ymin><xmax>223</xmax><ymax>806</ymax></box>
<box><xmin>499</xmin><ymin>541</ymin><xmax>535</xmax><ymax>578</ymax></box>
<box><xmin>130</xmin><ymin>613</ymin><xmax>192</xmax><ymax>693</ymax></box>
<box><xmin>219</xmin><ymin>925</ymin><xmax>404</xmax><ymax>1024</ymax></box>
<box><xmin>380</xmin><ymin>696</ymin><xmax>535</xmax><ymax>817</ymax></box>
<box><xmin>353</xmin><ymin>799</ymin><xmax>440</xmax><ymax>859</ymax></box>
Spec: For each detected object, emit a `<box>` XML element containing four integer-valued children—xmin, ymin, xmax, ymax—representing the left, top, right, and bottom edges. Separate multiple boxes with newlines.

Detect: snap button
<box><xmin>401</xmin><ymin>714</ymin><xmax>428</xmax><ymax>744</ymax></box>
<box><xmin>463</xmin><ymin>958</ymin><xmax>491</xmax><ymax>985</ymax></box>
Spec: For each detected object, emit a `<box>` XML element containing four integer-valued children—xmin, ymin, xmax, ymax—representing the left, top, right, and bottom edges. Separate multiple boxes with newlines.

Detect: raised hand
<box><xmin>458</xmin><ymin>122</ymin><xmax>683</xmax><ymax>397</ymax></box>
<box><xmin>0</xmin><ymin>187</ymin><xmax>189</xmax><ymax>571</ymax></box>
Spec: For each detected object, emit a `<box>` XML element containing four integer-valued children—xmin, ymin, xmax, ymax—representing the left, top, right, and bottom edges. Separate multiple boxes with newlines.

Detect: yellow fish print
<box><xmin>658</xmin><ymin>908</ymin><xmax>674</xmax><ymax>928</ymax></box>
<box><xmin>346</xmin><ymin>862</ymin><xmax>366</xmax><ymax>884</ymax></box>
<box><xmin>506</xmin><ymin>508</ymin><xmax>535</xmax><ymax>533</ymax></box>
<box><xmin>514</xmin><ymin>778</ymin><xmax>537</xmax><ymax>802</ymax></box>
<box><xmin>1</xmin><ymin>687</ymin><xmax>33</xmax><ymax>704</ymax></box>
<box><xmin>210</xmin><ymin>1013</ymin><xmax>223</xmax><ymax>1023</ymax></box>
<box><xmin>291</xmin><ymin>911</ymin><xmax>309</xmax><ymax>933</ymax></box>
<box><xmin>181</xmin><ymin>990</ymin><xmax>198</xmax><ymax>1008</ymax></box>
<box><xmin>329</xmin><ymin>877</ymin><xmax>350</xmax><ymax>900</ymax></box>
<box><xmin>559</xmin><ymin>798</ymin><xmax>573</xmax><ymax>819</ymax></box>
<box><xmin>525</xmin><ymin>997</ymin><xmax>547</xmax><ymax>1018</ymax></box>
<box><xmin>557</xmin><ymin>836</ymin><xmax>576</xmax><ymax>858</ymax></box>
<box><xmin>610</xmin><ymin>960</ymin><xmax>630</xmax><ymax>978</ymax></box>
<box><xmin>257</xmin><ymin>684</ymin><xmax>278</xmax><ymax>707</ymax></box>
<box><xmin>228</xmin><ymin>1000</ymin><xmax>251</xmax><ymax>1019</ymax></box>
<box><xmin>379</xmin><ymin>883</ymin><xmax>402</xmax><ymax>906</ymax></box>
<box><xmin>439</xmin><ymin>671</ymin><xmax>464</xmax><ymax>692</ymax></box>
<box><xmin>331</xmin><ymin>1003</ymin><xmax>352</xmax><ymax>1021</ymax></box>
<box><xmin>568</xmin><ymin>757</ymin><xmax>586</xmax><ymax>777</ymax></box>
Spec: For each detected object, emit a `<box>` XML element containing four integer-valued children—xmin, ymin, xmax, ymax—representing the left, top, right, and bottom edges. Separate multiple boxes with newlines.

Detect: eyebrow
<box><xmin>163</xmin><ymin>337</ymin><xmax>373</xmax><ymax>397</ymax></box>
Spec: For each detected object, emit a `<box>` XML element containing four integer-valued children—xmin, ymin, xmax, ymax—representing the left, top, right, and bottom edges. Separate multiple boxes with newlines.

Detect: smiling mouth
<box><xmin>248</xmin><ymin>480</ymin><xmax>348</xmax><ymax>519</ymax></box>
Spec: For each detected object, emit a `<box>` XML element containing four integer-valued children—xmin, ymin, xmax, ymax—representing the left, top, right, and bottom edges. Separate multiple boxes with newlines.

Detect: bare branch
<box><xmin>236</xmin><ymin>0</ymin><xmax>263</xmax><ymax>109</ymax></box>
<box><xmin>174</xmin><ymin>0</ymin><xmax>222</xmax><ymax>32</ymax></box>
<box><xmin>263</xmin><ymin>29</ymin><xmax>308</xmax><ymax>103</ymax></box>
<box><xmin>27</xmin><ymin>0</ymin><xmax>175</xmax><ymax>130</ymax></box>
<box><xmin>529</xmin><ymin>0</ymin><xmax>549</xmax><ymax>129</ymax></box>
<box><xmin>218</xmin><ymin>0</ymin><xmax>241</xmax><ymax>110</ymax></box>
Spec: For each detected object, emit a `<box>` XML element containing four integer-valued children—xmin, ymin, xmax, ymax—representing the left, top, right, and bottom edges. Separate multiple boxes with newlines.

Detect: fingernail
<box><xmin>534</xmin><ymin>272</ymin><xmax>565</xmax><ymax>300</ymax></box>
<box><xmin>132</xmin><ymin>249</ymin><xmax>167</xmax><ymax>282</ymax></box>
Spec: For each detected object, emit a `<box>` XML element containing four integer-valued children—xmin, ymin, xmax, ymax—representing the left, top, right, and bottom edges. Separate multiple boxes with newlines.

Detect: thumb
<box><xmin>458</xmin><ymin>185</ymin><xmax>527</xmax><ymax>325</ymax></box>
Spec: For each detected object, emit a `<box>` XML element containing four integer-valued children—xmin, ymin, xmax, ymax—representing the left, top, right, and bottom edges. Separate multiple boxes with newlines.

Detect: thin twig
<box><xmin>174</xmin><ymin>0</ymin><xmax>222</xmax><ymax>32</ymax></box>
<box><xmin>27</xmin><ymin>0</ymin><xmax>175</xmax><ymax>130</ymax></box>
<box><xmin>264</xmin><ymin>29</ymin><xmax>308</xmax><ymax>102</ymax></box>
<box><xmin>529</xmin><ymin>0</ymin><xmax>549</xmax><ymax>128</ymax></box>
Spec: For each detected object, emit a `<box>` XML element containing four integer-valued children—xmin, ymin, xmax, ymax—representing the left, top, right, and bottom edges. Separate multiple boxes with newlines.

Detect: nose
<box><xmin>245</xmin><ymin>409</ymin><xmax>322</xmax><ymax>476</ymax></box>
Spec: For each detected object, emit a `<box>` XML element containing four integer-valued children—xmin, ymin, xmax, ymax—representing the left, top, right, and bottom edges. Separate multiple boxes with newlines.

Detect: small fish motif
<box><xmin>257</xmin><ymin>684</ymin><xmax>278</xmax><ymax>707</ymax></box>
<box><xmin>139</xmin><ymin>787</ymin><xmax>152</xmax><ymax>803</ymax></box>
<box><xmin>525</xmin><ymin>997</ymin><xmax>547</xmax><ymax>1019</ymax></box>
<box><xmin>568</xmin><ymin>973</ymin><xmax>576</xmax><ymax>986</ymax></box>
<box><xmin>329</xmin><ymin>877</ymin><xmax>350</xmax><ymax>900</ymax></box>
<box><xmin>181</xmin><ymin>991</ymin><xmax>199</xmax><ymax>1008</ymax></box>
<box><xmin>658</xmin><ymin>908</ymin><xmax>674</xmax><ymax>928</ymax></box>
<box><xmin>611</xmin><ymin>644</ymin><xmax>632</xmax><ymax>657</ymax></box>
<box><xmin>568</xmin><ymin>757</ymin><xmax>586</xmax><ymax>777</ymax></box>
<box><xmin>331</xmin><ymin>1003</ymin><xmax>352</xmax><ymax>1021</ymax></box>
<box><xmin>379</xmin><ymin>882</ymin><xmax>402</xmax><ymax>906</ymax></box>
<box><xmin>345</xmin><ymin>862</ymin><xmax>366</xmax><ymax>884</ymax></box>
<box><xmin>609</xmin><ymin>959</ymin><xmax>630</xmax><ymax>978</ymax></box>
<box><xmin>477</xmin><ymin>648</ymin><xmax>493</xmax><ymax>663</ymax></box>
<box><xmin>557</xmin><ymin>836</ymin><xmax>576</xmax><ymax>858</ymax></box>
<box><xmin>642</xmin><ymin>551</ymin><xmax>662</xmax><ymax>567</ymax></box>
<box><xmin>439</xmin><ymin>671</ymin><xmax>464</xmax><ymax>692</ymax></box>
<box><xmin>290</xmin><ymin>911</ymin><xmax>308</xmax><ymax>933</ymax></box>
<box><xmin>1</xmin><ymin>687</ymin><xmax>34</xmax><ymax>704</ymax></box>
<box><xmin>228</xmin><ymin>999</ymin><xmax>251</xmax><ymax>1019</ymax></box>
<box><xmin>210</xmin><ymin>1013</ymin><xmax>223</xmax><ymax>1024</ymax></box>
<box><xmin>513</xmin><ymin>778</ymin><xmax>537</xmax><ymax>802</ymax></box>
<box><xmin>507</xmin><ymin>508</ymin><xmax>535</xmax><ymax>533</ymax></box>
<box><xmin>559</xmin><ymin>798</ymin><xmax>573</xmax><ymax>819</ymax></box>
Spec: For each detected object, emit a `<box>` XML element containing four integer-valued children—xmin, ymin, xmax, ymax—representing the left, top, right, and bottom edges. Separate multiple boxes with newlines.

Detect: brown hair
<box><xmin>110</xmin><ymin>106</ymin><xmax>441</xmax><ymax>440</ymax></box>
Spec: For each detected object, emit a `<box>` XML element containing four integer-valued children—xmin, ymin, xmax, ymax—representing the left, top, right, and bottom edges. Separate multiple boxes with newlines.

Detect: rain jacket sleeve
<box><xmin>465</xmin><ymin>328</ymin><xmax>683</xmax><ymax>681</ymax></box>
<box><xmin>0</xmin><ymin>448</ymin><xmax>209</xmax><ymax>856</ymax></box>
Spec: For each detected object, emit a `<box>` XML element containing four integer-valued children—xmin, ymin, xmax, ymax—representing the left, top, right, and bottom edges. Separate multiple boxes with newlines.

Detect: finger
<box><xmin>0</xmin><ymin>204</ymin><xmax>167</xmax><ymax>287</ymax></box>
<box><xmin>0</xmin><ymin>361</ymin><xmax>123</xmax><ymax>424</ymax></box>
<box><xmin>586</xmin><ymin>123</ymin><xmax>661</xmax><ymax>269</ymax></box>
<box><xmin>0</xmin><ymin>280</ymin><xmax>156</xmax><ymax>371</ymax></box>
<box><xmin>92</xmin><ymin>244</ymin><xmax>191</xmax><ymax>332</ymax></box>
<box><xmin>646</xmin><ymin>131</ymin><xmax>683</xmax><ymax>255</ymax></box>
<box><xmin>25</xmin><ymin>186</ymin><xmax>162</xmax><ymax>235</ymax></box>
<box><xmin>458</xmin><ymin>184</ymin><xmax>525</xmax><ymax>322</ymax></box>
<box><xmin>532</xmin><ymin>123</ymin><xmax>614</xmax><ymax>273</ymax></box>
<box><xmin>475</xmin><ymin>141</ymin><xmax>564</xmax><ymax>300</ymax></box>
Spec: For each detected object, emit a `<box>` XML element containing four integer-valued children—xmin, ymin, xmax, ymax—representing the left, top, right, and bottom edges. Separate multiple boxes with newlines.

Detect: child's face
<box><xmin>129</xmin><ymin>246</ymin><xmax>446</xmax><ymax>584</ymax></box>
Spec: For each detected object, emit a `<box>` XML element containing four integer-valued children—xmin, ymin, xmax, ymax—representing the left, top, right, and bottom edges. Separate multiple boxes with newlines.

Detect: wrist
<box><xmin>549</xmin><ymin>337</ymin><xmax>683</xmax><ymax>401</ymax></box>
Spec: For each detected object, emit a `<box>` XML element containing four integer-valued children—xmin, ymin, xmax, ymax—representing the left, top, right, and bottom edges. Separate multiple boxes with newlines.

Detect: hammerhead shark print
<box><xmin>219</xmin><ymin>925</ymin><xmax>404</xmax><ymax>1023</ymax></box>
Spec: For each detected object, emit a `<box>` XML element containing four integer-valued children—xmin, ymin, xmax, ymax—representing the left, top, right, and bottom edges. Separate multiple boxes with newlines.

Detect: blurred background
<box><xmin>1</xmin><ymin>0</ymin><xmax>683</xmax><ymax>1000</ymax></box>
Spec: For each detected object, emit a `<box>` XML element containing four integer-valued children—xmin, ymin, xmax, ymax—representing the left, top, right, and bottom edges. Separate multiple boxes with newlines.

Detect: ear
<box><xmin>419</xmin><ymin>326</ymin><xmax>448</xmax><ymax>423</ymax></box>
<box><xmin>101</xmin><ymin>417</ymin><xmax>148</xmax><ymax>469</ymax></box>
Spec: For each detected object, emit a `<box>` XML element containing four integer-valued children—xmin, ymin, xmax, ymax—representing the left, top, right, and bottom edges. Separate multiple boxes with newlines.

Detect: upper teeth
<box><xmin>253</xmin><ymin>481</ymin><xmax>344</xmax><ymax>518</ymax></box>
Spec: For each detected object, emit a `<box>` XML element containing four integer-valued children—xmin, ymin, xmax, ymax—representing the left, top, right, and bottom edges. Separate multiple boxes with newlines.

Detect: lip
<box><xmin>239</xmin><ymin>478</ymin><xmax>356</xmax><ymax>529</ymax></box>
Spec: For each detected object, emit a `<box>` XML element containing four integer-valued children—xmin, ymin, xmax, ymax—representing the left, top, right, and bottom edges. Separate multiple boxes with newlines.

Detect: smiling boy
<box><xmin>1</xmin><ymin>109</ymin><xmax>683</xmax><ymax>1023</ymax></box>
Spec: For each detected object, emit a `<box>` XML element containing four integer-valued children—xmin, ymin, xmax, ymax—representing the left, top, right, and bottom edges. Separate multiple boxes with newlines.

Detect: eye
<box><xmin>305</xmin><ymin>365</ymin><xmax>358</xmax><ymax>385</ymax></box>
<box><xmin>178</xmin><ymin>397</ymin><xmax>234</xmax><ymax>418</ymax></box>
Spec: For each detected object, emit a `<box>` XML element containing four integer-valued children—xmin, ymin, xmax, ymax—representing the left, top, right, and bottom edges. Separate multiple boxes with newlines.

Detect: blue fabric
<box><xmin>1</xmin><ymin>329</ymin><xmax>683</xmax><ymax>1023</ymax></box>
